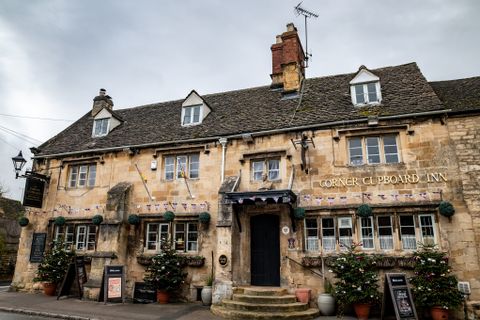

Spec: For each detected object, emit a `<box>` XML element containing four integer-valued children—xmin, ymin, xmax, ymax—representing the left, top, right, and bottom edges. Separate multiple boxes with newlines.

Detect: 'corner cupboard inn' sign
<box><xmin>319</xmin><ymin>171</ymin><xmax>447</xmax><ymax>189</ymax></box>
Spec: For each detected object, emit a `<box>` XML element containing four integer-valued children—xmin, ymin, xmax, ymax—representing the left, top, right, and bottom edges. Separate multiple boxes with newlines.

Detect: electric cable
<box><xmin>0</xmin><ymin>113</ymin><xmax>74</xmax><ymax>122</ymax></box>
<box><xmin>0</xmin><ymin>125</ymin><xmax>42</xmax><ymax>145</ymax></box>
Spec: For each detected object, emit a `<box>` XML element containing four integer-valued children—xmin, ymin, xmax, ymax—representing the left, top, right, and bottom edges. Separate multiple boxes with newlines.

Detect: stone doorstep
<box><xmin>236</xmin><ymin>287</ymin><xmax>289</xmax><ymax>296</ymax></box>
<box><xmin>222</xmin><ymin>300</ymin><xmax>308</xmax><ymax>312</ymax></box>
<box><xmin>211</xmin><ymin>305</ymin><xmax>320</xmax><ymax>320</ymax></box>
<box><xmin>233</xmin><ymin>294</ymin><xmax>297</xmax><ymax>304</ymax></box>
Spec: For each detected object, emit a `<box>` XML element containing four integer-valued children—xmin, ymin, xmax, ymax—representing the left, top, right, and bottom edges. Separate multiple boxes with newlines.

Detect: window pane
<box><xmin>183</xmin><ymin>107</ymin><xmax>192</xmax><ymax>124</ymax></box>
<box><xmin>193</xmin><ymin>106</ymin><xmax>200</xmax><ymax>123</ymax></box>
<box><xmin>420</xmin><ymin>215</ymin><xmax>435</xmax><ymax>245</ymax></box>
<box><xmin>76</xmin><ymin>226</ymin><xmax>86</xmax><ymax>250</ymax></box>
<box><xmin>355</xmin><ymin>84</ymin><xmax>365</xmax><ymax>104</ymax></box>
<box><xmin>187</xmin><ymin>223</ymin><xmax>198</xmax><ymax>252</ymax></box>
<box><xmin>78</xmin><ymin>165</ymin><xmax>88</xmax><ymax>187</ymax></box>
<box><xmin>147</xmin><ymin>223</ymin><xmax>158</xmax><ymax>250</ymax></box>
<box><xmin>321</xmin><ymin>218</ymin><xmax>335</xmax><ymax>251</ymax></box>
<box><xmin>383</xmin><ymin>135</ymin><xmax>399</xmax><ymax>163</ymax></box>
<box><xmin>367</xmin><ymin>83</ymin><xmax>378</xmax><ymax>102</ymax></box>
<box><xmin>175</xmin><ymin>223</ymin><xmax>186</xmax><ymax>251</ymax></box>
<box><xmin>349</xmin><ymin>138</ymin><xmax>363</xmax><ymax>165</ymax></box>
<box><xmin>177</xmin><ymin>156</ymin><xmax>187</xmax><ymax>179</ymax></box>
<box><xmin>360</xmin><ymin>217</ymin><xmax>374</xmax><ymax>249</ymax></box>
<box><xmin>377</xmin><ymin>216</ymin><xmax>393</xmax><ymax>250</ymax></box>
<box><xmin>189</xmin><ymin>154</ymin><xmax>199</xmax><ymax>179</ymax></box>
<box><xmin>252</xmin><ymin>161</ymin><xmax>264</xmax><ymax>181</ymax></box>
<box><xmin>165</xmin><ymin>156</ymin><xmax>174</xmax><ymax>180</ymax></box>
<box><xmin>366</xmin><ymin>137</ymin><xmax>380</xmax><ymax>164</ymax></box>
<box><xmin>400</xmin><ymin>216</ymin><xmax>416</xmax><ymax>250</ymax></box>
<box><xmin>87</xmin><ymin>225</ymin><xmax>96</xmax><ymax>250</ymax></box>
<box><xmin>268</xmin><ymin>159</ymin><xmax>280</xmax><ymax>180</ymax></box>
<box><xmin>339</xmin><ymin>217</ymin><xmax>353</xmax><ymax>249</ymax></box>
<box><xmin>69</xmin><ymin>166</ymin><xmax>78</xmax><ymax>188</ymax></box>
<box><xmin>88</xmin><ymin>165</ymin><xmax>96</xmax><ymax>187</ymax></box>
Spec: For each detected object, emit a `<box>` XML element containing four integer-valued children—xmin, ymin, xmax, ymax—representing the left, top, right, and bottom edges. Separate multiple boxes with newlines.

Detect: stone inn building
<box><xmin>12</xmin><ymin>23</ymin><xmax>480</xmax><ymax>316</ymax></box>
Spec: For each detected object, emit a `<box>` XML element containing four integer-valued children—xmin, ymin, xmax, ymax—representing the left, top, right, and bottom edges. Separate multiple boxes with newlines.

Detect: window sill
<box><xmin>347</xmin><ymin>162</ymin><xmax>404</xmax><ymax>167</ymax></box>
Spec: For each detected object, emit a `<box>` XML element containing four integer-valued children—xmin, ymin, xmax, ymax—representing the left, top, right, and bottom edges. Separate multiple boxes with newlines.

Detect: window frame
<box><xmin>68</xmin><ymin>164</ymin><xmax>97</xmax><ymax>188</ymax></box>
<box><xmin>182</xmin><ymin>105</ymin><xmax>202</xmax><ymax>126</ymax></box>
<box><xmin>92</xmin><ymin>118</ymin><xmax>110</xmax><ymax>137</ymax></box>
<box><xmin>54</xmin><ymin>223</ymin><xmax>96</xmax><ymax>251</ymax></box>
<box><xmin>348</xmin><ymin>135</ymin><xmax>400</xmax><ymax>166</ymax></box>
<box><xmin>145</xmin><ymin>221</ymin><xmax>199</xmax><ymax>253</ymax></box>
<box><xmin>351</xmin><ymin>82</ymin><xmax>381</xmax><ymax>106</ymax></box>
<box><xmin>251</xmin><ymin>158</ymin><xmax>281</xmax><ymax>182</ymax></box>
<box><xmin>359</xmin><ymin>216</ymin><xmax>375</xmax><ymax>250</ymax></box>
<box><xmin>164</xmin><ymin>154</ymin><xmax>200</xmax><ymax>181</ymax></box>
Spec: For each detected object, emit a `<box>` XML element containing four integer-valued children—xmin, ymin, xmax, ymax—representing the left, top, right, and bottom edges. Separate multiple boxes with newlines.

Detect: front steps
<box><xmin>211</xmin><ymin>287</ymin><xmax>319</xmax><ymax>320</ymax></box>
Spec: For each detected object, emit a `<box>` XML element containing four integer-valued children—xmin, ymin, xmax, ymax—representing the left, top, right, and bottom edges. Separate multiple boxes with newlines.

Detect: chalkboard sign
<box><xmin>23</xmin><ymin>177</ymin><xmax>45</xmax><ymax>208</ymax></box>
<box><xmin>29</xmin><ymin>233</ymin><xmax>46</xmax><ymax>263</ymax></box>
<box><xmin>133</xmin><ymin>282</ymin><xmax>156</xmax><ymax>304</ymax></box>
<box><xmin>99</xmin><ymin>265</ymin><xmax>125</xmax><ymax>304</ymax></box>
<box><xmin>57</xmin><ymin>256</ymin><xmax>87</xmax><ymax>300</ymax></box>
<box><xmin>382</xmin><ymin>273</ymin><xmax>418</xmax><ymax>320</ymax></box>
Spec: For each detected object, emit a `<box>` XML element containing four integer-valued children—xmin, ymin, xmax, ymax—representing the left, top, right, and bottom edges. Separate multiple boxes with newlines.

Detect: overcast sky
<box><xmin>1</xmin><ymin>0</ymin><xmax>479</xmax><ymax>201</ymax></box>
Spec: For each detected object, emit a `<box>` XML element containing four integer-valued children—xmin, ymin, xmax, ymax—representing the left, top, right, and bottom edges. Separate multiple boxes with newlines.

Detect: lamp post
<box><xmin>11</xmin><ymin>151</ymin><xmax>27</xmax><ymax>179</ymax></box>
<box><xmin>11</xmin><ymin>151</ymin><xmax>50</xmax><ymax>182</ymax></box>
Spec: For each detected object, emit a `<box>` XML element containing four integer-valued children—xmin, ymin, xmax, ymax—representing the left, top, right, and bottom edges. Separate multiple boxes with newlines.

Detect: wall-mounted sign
<box><xmin>381</xmin><ymin>273</ymin><xmax>418</xmax><ymax>320</ymax></box>
<box><xmin>29</xmin><ymin>233</ymin><xmax>46</xmax><ymax>263</ymax></box>
<box><xmin>319</xmin><ymin>171</ymin><xmax>447</xmax><ymax>189</ymax></box>
<box><xmin>219</xmin><ymin>255</ymin><xmax>228</xmax><ymax>267</ymax></box>
<box><xmin>288</xmin><ymin>238</ymin><xmax>296</xmax><ymax>250</ymax></box>
<box><xmin>23</xmin><ymin>177</ymin><xmax>45</xmax><ymax>208</ymax></box>
<box><xmin>282</xmin><ymin>226</ymin><xmax>290</xmax><ymax>235</ymax></box>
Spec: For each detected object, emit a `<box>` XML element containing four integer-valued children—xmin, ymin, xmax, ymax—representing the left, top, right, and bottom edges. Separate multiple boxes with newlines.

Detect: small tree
<box><xmin>144</xmin><ymin>240</ymin><xmax>187</xmax><ymax>293</ymax></box>
<box><xmin>410</xmin><ymin>244</ymin><xmax>463</xmax><ymax>310</ymax></box>
<box><xmin>34</xmin><ymin>239</ymin><xmax>73</xmax><ymax>284</ymax></box>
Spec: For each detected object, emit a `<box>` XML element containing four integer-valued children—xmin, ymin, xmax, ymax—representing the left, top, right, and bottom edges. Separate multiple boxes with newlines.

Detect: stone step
<box><xmin>241</xmin><ymin>287</ymin><xmax>288</xmax><ymax>296</ymax></box>
<box><xmin>222</xmin><ymin>299</ymin><xmax>308</xmax><ymax>312</ymax></box>
<box><xmin>233</xmin><ymin>294</ymin><xmax>297</xmax><ymax>304</ymax></box>
<box><xmin>211</xmin><ymin>305</ymin><xmax>320</xmax><ymax>320</ymax></box>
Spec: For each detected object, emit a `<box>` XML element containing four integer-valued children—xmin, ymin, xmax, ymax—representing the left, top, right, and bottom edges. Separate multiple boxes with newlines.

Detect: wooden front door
<box><xmin>250</xmin><ymin>214</ymin><xmax>280</xmax><ymax>286</ymax></box>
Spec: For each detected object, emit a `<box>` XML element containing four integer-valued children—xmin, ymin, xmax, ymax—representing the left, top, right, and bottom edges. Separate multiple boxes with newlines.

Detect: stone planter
<box><xmin>295</xmin><ymin>288</ymin><xmax>311</xmax><ymax>304</ymax></box>
<box><xmin>201</xmin><ymin>286</ymin><xmax>212</xmax><ymax>305</ymax></box>
<box><xmin>43</xmin><ymin>282</ymin><xmax>57</xmax><ymax>296</ymax></box>
<box><xmin>317</xmin><ymin>293</ymin><xmax>335</xmax><ymax>316</ymax></box>
<box><xmin>353</xmin><ymin>303</ymin><xmax>371</xmax><ymax>320</ymax></box>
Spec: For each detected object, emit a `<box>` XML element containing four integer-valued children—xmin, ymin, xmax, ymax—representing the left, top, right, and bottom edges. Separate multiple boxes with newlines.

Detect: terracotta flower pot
<box><xmin>157</xmin><ymin>289</ymin><xmax>169</xmax><ymax>304</ymax></box>
<box><xmin>43</xmin><ymin>282</ymin><xmax>57</xmax><ymax>296</ymax></box>
<box><xmin>295</xmin><ymin>288</ymin><xmax>311</xmax><ymax>303</ymax></box>
<box><xmin>353</xmin><ymin>303</ymin><xmax>371</xmax><ymax>320</ymax></box>
<box><xmin>431</xmin><ymin>306</ymin><xmax>449</xmax><ymax>320</ymax></box>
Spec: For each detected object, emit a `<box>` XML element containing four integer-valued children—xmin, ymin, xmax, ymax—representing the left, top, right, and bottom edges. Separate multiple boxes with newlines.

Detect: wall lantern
<box><xmin>11</xmin><ymin>150</ymin><xmax>50</xmax><ymax>182</ymax></box>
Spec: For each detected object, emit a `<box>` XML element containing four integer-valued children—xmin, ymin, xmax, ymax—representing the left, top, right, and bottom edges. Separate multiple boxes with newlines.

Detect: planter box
<box><xmin>301</xmin><ymin>256</ymin><xmax>323</xmax><ymax>267</ymax></box>
<box><xmin>185</xmin><ymin>257</ymin><xmax>205</xmax><ymax>267</ymax></box>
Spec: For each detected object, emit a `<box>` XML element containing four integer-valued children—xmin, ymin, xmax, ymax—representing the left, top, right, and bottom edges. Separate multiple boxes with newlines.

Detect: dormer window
<box><xmin>93</xmin><ymin>118</ymin><xmax>109</xmax><ymax>137</ymax></box>
<box><xmin>182</xmin><ymin>105</ymin><xmax>201</xmax><ymax>125</ymax></box>
<box><xmin>181</xmin><ymin>90</ymin><xmax>211</xmax><ymax>127</ymax></box>
<box><xmin>350</xmin><ymin>67</ymin><xmax>382</xmax><ymax>106</ymax></box>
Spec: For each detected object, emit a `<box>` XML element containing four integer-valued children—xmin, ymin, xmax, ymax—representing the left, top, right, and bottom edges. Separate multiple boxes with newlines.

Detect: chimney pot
<box><xmin>276</xmin><ymin>35</ymin><xmax>282</xmax><ymax>44</ymax></box>
<box><xmin>99</xmin><ymin>88</ymin><xmax>106</xmax><ymax>96</ymax></box>
<box><xmin>286</xmin><ymin>23</ymin><xmax>296</xmax><ymax>32</ymax></box>
<box><xmin>92</xmin><ymin>88</ymin><xmax>114</xmax><ymax>116</ymax></box>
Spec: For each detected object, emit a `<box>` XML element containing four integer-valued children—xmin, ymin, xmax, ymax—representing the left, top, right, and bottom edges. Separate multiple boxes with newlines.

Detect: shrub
<box><xmin>357</xmin><ymin>204</ymin><xmax>372</xmax><ymax>218</ymax></box>
<box><xmin>199</xmin><ymin>212</ymin><xmax>211</xmax><ymax>224</ymax></box>
<box><xmin>18</xmin><ymin>217</ymin><xmax>29</xmax><ymax>227</ymax></box>
<box><xmin>54</xmin><ymin>216</ymin><xmax>66</xmax><ymax>226</ymax></box>
<box><xmin>163</xmin><ymin>211</ymin><xmax>175</xmax><ymax>222</ymax></box>
<box><xmin>34</xmin><ymin>239</ymin><xmax>74</xmax><ymax>284</ymax></box>
<box><xmin>128</xmin><ymin>214</ymin><xmax>141</xmax><ymax>225</ymax></box>
<box><xmin>92</xmin><ymin>215</ymin><xmax>103</xmax><ymax>225</ymax></box>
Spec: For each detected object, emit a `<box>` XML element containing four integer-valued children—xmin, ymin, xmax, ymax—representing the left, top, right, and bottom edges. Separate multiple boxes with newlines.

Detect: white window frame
<box><xmin>251</xmin><ymin>159</ymin><xmax>281</xmax><ymax>182</ymax></box>
<box><xmin>164</xmin><ymin>154</ymin><xmax>200</xmax><ymax>181</ymax></box>
<box><xmin>348</xmin><ymin>135</ymin><xmax>400</xmax><ymax>166</ymax></box>
<box><xmin>419</xmin><ymin>214</ymin><xmax>437</xmax><ymax>246</ymax></box>
<box><xmin>321</xmin><ymin>217</ymin><xmax>336</xmax><ymax>252</ymax></box>
<box><xmin>145</xmin><ymin>222</ymin><xmax>198</xmax><ymax>253</ymax></box>
<box><xmin>182</xmin><ymin>105</ymin><xmax>202</xmax><ymax>126</ymax></box>
<box><xmin>146</xmin><ymin>223</ymin><xmax>169</xmax><ymax>251</ymax></box>
<box><xmin>305</xmin><ymin>218</ymin><xmax>319</xmax><ymax>252</ymax></box>
<box><xmin>338</xmin><ymin>217</ymin><xmax>353</xmax><ymax>250</ymax></box>
<box><xmin>351</xmin><ymin>82</ymin><xmax>382</xmax><ymax>106</ymax></box>
<box><xmin>377</xmin><ymin>216</ymin><xmax>394</xmax><ymax>250</ymax></box>
<box><xmin>54</xmin><ymin>225</ymin><xmax>75</xmax><ymax>249</ymax></box>
<box><xmin>75</xmin><ymin>225</ymin><xmax>96</xmax><ymax>251</ymax></box>
<box><xmin>359</xmin><ymin>216</ymin><xmax>375</xmax><ymax>250</ymax></box>
<box><xmin>68</xmin><ymin>164</ymin><xmax>97</xmax><ymax>188</ymax></box>
<box><xmin>399</xmin><ymin>215</ymin><xmax>417</xmax><ymax>250</ymax></box>
<box><xmin>92</xmin><ymin>118</ymin><xmax>110</xmax><ymax>137</ymax></box>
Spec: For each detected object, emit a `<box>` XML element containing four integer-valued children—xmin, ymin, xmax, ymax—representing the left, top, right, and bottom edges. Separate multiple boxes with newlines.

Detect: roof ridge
<box><xmin>429</xmin><ymin>76</ymin><xmax>480</xmax><ymax>84</ymax></box>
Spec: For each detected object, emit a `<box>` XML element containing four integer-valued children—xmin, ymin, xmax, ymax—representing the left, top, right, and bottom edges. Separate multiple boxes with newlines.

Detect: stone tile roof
<box><xmin>37</xmin><ymin>62</ymin><xmax>445</xmax><ymax>157</ymax></box>
<box><xmin>429</xmin><ymin>76</ymin><xmax>480</xmax><ymax>112</ymax></box>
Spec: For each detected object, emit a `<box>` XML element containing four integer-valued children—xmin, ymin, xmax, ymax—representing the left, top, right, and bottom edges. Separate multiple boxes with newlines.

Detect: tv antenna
<box><xmin>294</xmin><ymin>2</ymin><xmax>318</xmax><ymax>68</ymax></box>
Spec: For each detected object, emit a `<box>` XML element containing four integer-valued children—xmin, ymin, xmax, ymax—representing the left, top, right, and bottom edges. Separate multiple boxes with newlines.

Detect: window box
<box><xmin>301</xmin><ymin>256</ymin><xmax>322</xmax><ymax>268</ymax></box>
<box><xmin>397</xmin><ymin>256</ymin><xmax>416</xmax><ymax>269</ymax></box>
<box><xmin>373</xmin><ymin>255</ymin><xmax>397</xmax><ymax>268</ymax></box>
<box><xmin>185</xmin><ymin>256</ymin><xmax>205</xmax><ymax>267</ymax></box>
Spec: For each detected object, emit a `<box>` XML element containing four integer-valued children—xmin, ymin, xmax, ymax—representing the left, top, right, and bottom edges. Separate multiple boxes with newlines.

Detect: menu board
<box><xmin>99</xmin><ymin>265</ymin><xmax>125</xmax><ymax>304</ymax></box>
<box><xmin>382</xmin><ymin>273</ymin><xmax>418</xmax><ymax>320</ymax></box>
<box><xmin>29</xmin><ymin>233</ymin><xmax>46</xmax><ymax>263</ymax></box>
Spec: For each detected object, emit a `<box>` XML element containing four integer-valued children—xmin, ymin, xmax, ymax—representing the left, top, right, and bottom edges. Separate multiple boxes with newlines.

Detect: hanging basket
<box><xmin>438</xmin><ymin>201</ymin><xmax>455</xmax><ymax>218</ymax></box>
<box><xmin>18</xmin><ymin>217</ymin><xmax>29</xmax><ymax>227</ymax></box>
<box><xmin>128</xmin><ymin>214</ymin><xmax>141</xmax><ymax>225</ymax></box>
<box><xmin>92</xmin><ymin>214</ymin><xmax>104</xmax><ymax>225</ymax></box>
<box><xmin>293</xmin><ymin>207</ymin><xmax>306</xmax><ymax>220</ymax></box>
<box><xmin>199</xmin><ymin>212</ymin><xmax>211</xmax><ymax>224</ymax></box>
<box><xmin>54</xmin><ymin>216</ymin><xmax>66</xmax><ymax>226</ymax></box>
<box><xmin>163</xmin><ymin>211</ymin><xmax>175</xmax><ymax>222</ymax></box>
<box><xmin>357</xmin><ymin>204</ymin><xmax>373</xmax><ymax>218</ymax></box>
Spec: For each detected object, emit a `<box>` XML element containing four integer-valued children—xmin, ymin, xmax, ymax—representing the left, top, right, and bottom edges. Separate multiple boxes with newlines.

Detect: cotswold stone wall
<box><xmin>447</xmin><ymin>115</ymin><xmax>480</xmax><ymax>298</ymax></box>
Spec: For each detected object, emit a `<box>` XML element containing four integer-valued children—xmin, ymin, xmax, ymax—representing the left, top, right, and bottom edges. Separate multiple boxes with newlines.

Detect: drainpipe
<box><xmin>219</xmin><ymin>138</ymin><xmax>228</xmax><ymax>183</ymax></box>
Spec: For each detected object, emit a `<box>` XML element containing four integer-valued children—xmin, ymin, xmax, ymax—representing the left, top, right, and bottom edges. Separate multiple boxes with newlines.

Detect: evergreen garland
<box><xmin>438</xmin><ymin>201</ymin><xmax>455</xmax><ymax>217</ymax></box>
<box><xmin>92</xmin><ymin>215</ymin><xmax>103</xmax><ymax>225</ymax></box>
<box><xmin>33</xmin><ymin>239</ymin><xmax>74</xmax><ymax>284</ymax></box>
<box><xmin>163</xmin><ymin>211</ymin><xmax>175</xmax><ymax>222</ymax></box>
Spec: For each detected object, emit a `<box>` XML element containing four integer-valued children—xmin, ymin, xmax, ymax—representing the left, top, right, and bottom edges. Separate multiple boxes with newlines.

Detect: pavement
<box><xmin>0</xmin><ymin>290</ymin><xmax>362</xmax><ymax>320</ymax></box>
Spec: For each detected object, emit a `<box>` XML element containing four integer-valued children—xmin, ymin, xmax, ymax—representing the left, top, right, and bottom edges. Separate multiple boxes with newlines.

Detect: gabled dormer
<box><xmin>91</xmin><ymin>89</ymin><xmax>122</xmax><ymax>137</ymax></box>
<box><xmin>349</xmin><ymin>66</ymin><xmax>382</xmax><ymax>106</ymax></box>
<box><xmin>181</xmin><ymin>90</ymin><xmax>211</xmax><ymax>126</ymax></box>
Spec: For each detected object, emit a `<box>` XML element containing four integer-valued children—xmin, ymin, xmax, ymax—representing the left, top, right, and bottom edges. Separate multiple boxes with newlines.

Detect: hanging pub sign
<box><xmin>381</xmin><ymin>273</ymin><xmax>418</xmax><ymax>320</ymax></box>
<box><xmin>29</xmin><ymin>233</ymin><xmax>46</xmax><ymax>263</ymax></box>
<box><xmin>23</xmin><ymin>177</ymin><xmax>45</xmax><ymax>208</ymax></box>
<box><xmin>99</xmin><ymin>265</ymin><xmax>125</xmax><ymax>304</ymax></box>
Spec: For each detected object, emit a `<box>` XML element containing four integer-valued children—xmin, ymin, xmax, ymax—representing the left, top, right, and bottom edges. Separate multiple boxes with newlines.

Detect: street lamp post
<box><xmin>11</xmin><ymin>151</ymin><xmax>50</xmax><ymax>182</ymax></box>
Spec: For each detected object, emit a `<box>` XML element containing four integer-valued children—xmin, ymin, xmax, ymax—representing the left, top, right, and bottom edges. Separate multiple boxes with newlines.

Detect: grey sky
<box><xmin>1</xmin><ymin>0</ymin><xmax>479</xmax><ymax>201</ymax></box>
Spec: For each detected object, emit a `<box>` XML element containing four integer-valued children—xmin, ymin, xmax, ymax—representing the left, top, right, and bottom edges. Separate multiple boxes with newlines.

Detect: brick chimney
<box><xmin>92</xmin><ymin>88</ymin><xmax>114</xmax><ymax>116</ymax></box>
<box><xmin>270</xmin><ymin>23</ymin><xmax>305</xmax><ymax>92</ymax></box>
